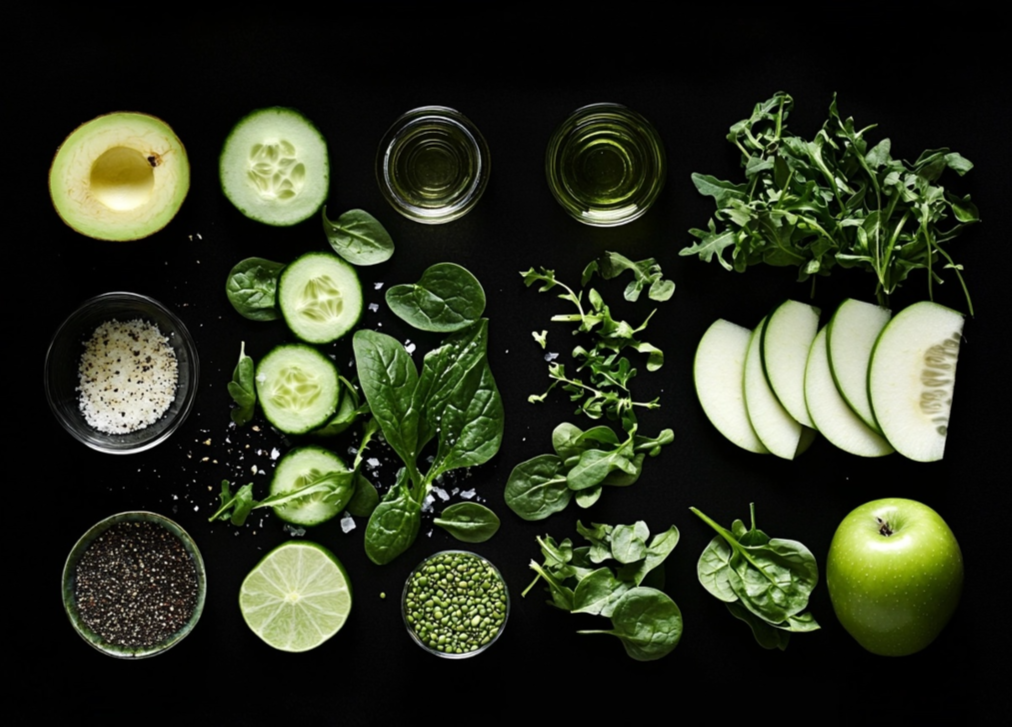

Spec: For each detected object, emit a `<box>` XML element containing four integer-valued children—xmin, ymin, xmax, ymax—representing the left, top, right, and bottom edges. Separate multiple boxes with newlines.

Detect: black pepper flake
<box><xmin>74</xmin><ymin>521</ymin><xmax>199</xmax><ymax>648</ymax></box>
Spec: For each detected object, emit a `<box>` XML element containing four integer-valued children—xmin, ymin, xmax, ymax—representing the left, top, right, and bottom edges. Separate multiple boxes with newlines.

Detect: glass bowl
<box><xmin>402</xmin><ymin>550</ymin><xmax>509</xmax><ymax>658</ymax></box>
<box><xmin>546</xmin><ymin>102</ymin><xmax>666</xmax><ymax>227</ymax></box>
<box><xmin>62</xmin><ymin>511</ymin><xmax>207</xmax><ymax>659</ymax></box>
<box><xmin>44</xmin><ymin>291</ymin><xmax>199</xmax><ymax>454</ymax></box>
<box><xmin>376</xmin><ymin>106</ymin><xmax>490</xmax><ymax>224</ymax></box>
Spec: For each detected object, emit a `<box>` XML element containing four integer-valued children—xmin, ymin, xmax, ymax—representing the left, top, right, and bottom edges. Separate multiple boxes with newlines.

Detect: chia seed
<box><xmin>74</xmin><ymin>521</ymin><xmax>199</xmax><ymax>648</ymax></box>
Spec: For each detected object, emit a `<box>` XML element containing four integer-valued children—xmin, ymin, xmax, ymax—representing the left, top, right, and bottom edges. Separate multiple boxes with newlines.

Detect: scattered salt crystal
<box><xmin>270</xmin><ymin>448</ymin><xmax>280</xmax><ymax>460</ymax></box>
<box><xmin>368</xmin><ymin>303</ymin><xmax>379</xmax><ymax>312</ymax></box>
<box><xmin>251</xmin><ymin>465</ymin><xmax>258</xmax><ymax>475</ymax></box>
<box><xmin>422</xmin><ymin>493</ymin><xmax>435</xmax><ymax>512</ymax></box>
<box><xmin>433</xmin><ymin>486</ymin><xmax>450</xmax><ymax>502</ymax></box>
<box><xmin>284</xmin><ymin>524</ymin><xmax>306</xmax><ymax>537</ymax></box>
<box><xmin>545</xmin><ymin>352</ymin><xmax>559</xmax><ymax>361</ymax></box>
<box><xmin>340</xmin><ymin>514</ymin><xmax>356</xmax><ymax>533</ymax></box>
<box><xmin>460</xmin><ymin>489</ymin><xmax>476</xmax><ymax>500</ymax></box>
<box><xmin>374</xmin><ymin>282</ymin><xmax>384</xmax><ymax>290</ymax></box>
<box><xmin>405</xmin><ymin>342</ymin><xmax>416</xmax><ymax>354</ymax></box>
<box><xmin>366</xmin><ymin>457</ymin><xmax>381</xmax><ymax>469</ymax></box>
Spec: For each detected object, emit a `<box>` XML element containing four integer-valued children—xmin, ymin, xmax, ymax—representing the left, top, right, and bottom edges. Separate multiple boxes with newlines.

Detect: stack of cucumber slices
<box><xmin>694</xmin><ymin>299</ymin><xmax>964</xmax><ymax>462</ymax></box>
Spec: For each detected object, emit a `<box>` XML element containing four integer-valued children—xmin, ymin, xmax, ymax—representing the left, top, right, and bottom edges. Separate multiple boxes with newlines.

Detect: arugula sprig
<box><xmin>683</xmin><ymin>92</ymin><xmax>978</xmax><ymax>313</ymax></box>
<box><xmin>690</xmin><ymin>503</ymin><xmax>819</xmax><ymax>651</ymax></box>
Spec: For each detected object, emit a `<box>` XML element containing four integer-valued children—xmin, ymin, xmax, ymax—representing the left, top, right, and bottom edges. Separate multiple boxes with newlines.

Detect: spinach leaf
<box><xmin>323</xmin><ymin>207</ymin><xmax>394</xmax><ymax>266</ymax></box>
<box><xmin>574</xmin><ymin>486</ymin><xmax>602</xmax><ymax>508</ymax></box>
<box><xmin>432</xmin><ymin>363</ymin><xmax>504</xmax><ymax>475</ymax></box>
<box><xmin>610</xmin><ymin>521</ymin><xmax>650</xmax><ymax>564</ymax></box>
<box><xmin>353</xmin><ymin>329</ymin><xmax>422</xmax><ymax>470</ymax></box>
<box><xmin>579</xmin><ymin>587</ymin><xmax>683</xmax><ymax>661</ymax></box>
<box><xmin>618</xmin><ymin>526</ymin><xmax>680</xmax><ymax>586</ymax></box>
<box><xmin>346</xmin><ymin>472</ymin><xmax>379</xmax><ymax>518</ymax></box>
<box><xmin>433</xmin><ymin>502</ymin><xmax>500</xmax><ymax>543</ymax></box>
<box><xmin>505</xmin><ymin>455</ymin><xmax>571</xmax><ymax>521</ymax></box>
<box><xmin>364</xmin><ymin>473</ymin><xmax>421</xmax><ymax>565</ymax></box>
<box><xmin>572</xmin><ymin>568</ymin><xmax>630</xmax><ymax>617</ymax></box>
<box><xmin>225</xmin><ymin>257</ymin><xmax>285</xmax><ymax>321</ymax></box>
<box><xmin>691</xmin><ymin>504</ymin><xmax>820</xmax><ymax>649</ymax></box>
<box><xmin>386</xmin><ymin>263</ymin><xmax>486</xmax><ymax>332</ymax></box>
<box><xmin>227</xmin><ymin>341</ymin><xmax>256</xmax><ymax>426</ymax></box>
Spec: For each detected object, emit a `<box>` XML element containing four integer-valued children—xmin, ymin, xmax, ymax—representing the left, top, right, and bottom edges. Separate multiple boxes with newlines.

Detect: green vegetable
<box><xmin>505</xmin><ymin>421</ymin><xmax>672</xmax><ymax>521</ymax></box>
<box><xmin>524</xmin><ymin>520</ymin><xmax>682</xmax><ymax>661</ymax></box>
<box><xmin>385</xmin><ymin>262</ymin><xmax>486</xmax><ymax>332</ymax></box>
<box><xmin>682</xmin><ymin>92</ymin><xmax>978</xmax><ymax>313</ymax></box>
<box><xmin>434</xmin><ymin>502</ymin><xmax>501</xmax><ymax>543</ymax></box>
<box><xmin>581</xmin><ymin>251</ymin><xmax>675</xmax><ymax>303</ymax></box>
<box><xmin>225</xmin><ymin>257</ymin><xmax>285</xmax><ymax>321</ymax></box>
<box><xmin>227</xmin><ymin>341</ymin><xmax>256</xmax><ymax>426</ymax></box>
<box><xmin>323</xmin><ymin>207</ymin><xmax>394</xmax><ymax>266</ymax></box>
<box><xmin>354</xmin><ymin>266</ymin><xmax>503</xmax><ymax>565</ymax></box>
<box><xmin>690</xmin><ymin>503</ymin><xmax>819</xmax><ymax>650</ymax></box>
<box><xmin>403</xmin><ymin>551</ymin><xmax>508</xmax><ymax>655</ymax></box>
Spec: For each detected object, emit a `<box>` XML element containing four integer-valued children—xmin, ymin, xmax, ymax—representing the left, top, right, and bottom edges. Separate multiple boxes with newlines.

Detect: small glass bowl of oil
<box><xmin>376</xmin><ymin>106</ymin><xmax>490</xmax><ymax>224</ymax></box>
<box><xmin>546</xmin><ymin>103</ymin><xmax>666</xmax><ymax>227</ymax></box>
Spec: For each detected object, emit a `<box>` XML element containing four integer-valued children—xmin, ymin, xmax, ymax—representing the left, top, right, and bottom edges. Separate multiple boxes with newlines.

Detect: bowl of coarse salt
<box><xmin>45</xmin><ymin>292</ymin><xmax>199</xmax><ymax>454</ymax></box>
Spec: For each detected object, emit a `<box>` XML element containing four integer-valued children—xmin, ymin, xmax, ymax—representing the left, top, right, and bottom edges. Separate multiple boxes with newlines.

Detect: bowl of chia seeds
<box><xmin>44</xmin><ymin>291</ymin><xmax>199</xmax><ymax>454</ymax></box>
<box><xmin>402</xmin><ymin>550</ymin><xmax>509</xmax><ymax>658</ymax></box>
<box><xmin>62</xmin><ymin>511</ymin><xmax>206</xmax><ymax>658</ymax></box>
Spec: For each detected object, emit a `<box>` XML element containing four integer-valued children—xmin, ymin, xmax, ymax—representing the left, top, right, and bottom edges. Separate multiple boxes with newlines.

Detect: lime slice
<box><xmin>239</xmin><ymin>541</ymin><xmax>352</xmax><ymax>652</ymax></box>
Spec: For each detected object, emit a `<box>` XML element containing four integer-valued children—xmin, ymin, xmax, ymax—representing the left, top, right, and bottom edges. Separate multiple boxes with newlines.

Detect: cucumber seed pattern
<box><xmin>296</xmin><ymin>276</ymin><xmax>344</xmax><ymax>323</ymax></box>
<box><xmin>248</xmin><ymin>140</ymin><xmax>305</xmax><ymax>202</ymax></box>
<box><xmin>266</xmin><ymin>365</ymin><xmax>322</xmax><ymax>413</ymax></box>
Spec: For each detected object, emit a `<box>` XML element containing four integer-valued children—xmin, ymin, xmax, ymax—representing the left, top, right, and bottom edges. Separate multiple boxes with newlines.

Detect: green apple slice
<box><xmin>745</xmin><ymin>316</ymin><xmax>810</xmax><ymax>459</ymax></box>
<box><xmin>805</xmin><ymin>326</ymin><xmax>893</xmax><ymax>457</ymax></box>
<box><xmin>694</xmin><ymin>319</ymin><xmax>768</xmax><ymax>454</ymax></box>
<box><xmin>760</xmin><ymin>300</ymin><xmax>820</xmax><ymax>429</ymax></box>
<box><xmin>869</xmin><ymin>301</ymin><xmax>964</xmax><ymax>462</ymax></box>
<box><xmin>827</xmin><ymin>299</ymin><xmax>892</xmax><ymax>433</ymax></box>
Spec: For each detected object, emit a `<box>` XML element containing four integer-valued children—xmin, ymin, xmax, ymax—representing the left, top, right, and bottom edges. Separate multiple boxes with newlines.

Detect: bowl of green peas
<box><xmin>401</xmin><ymin>550</ymin><xmax>509</xmax><ymax>658</ymax></box>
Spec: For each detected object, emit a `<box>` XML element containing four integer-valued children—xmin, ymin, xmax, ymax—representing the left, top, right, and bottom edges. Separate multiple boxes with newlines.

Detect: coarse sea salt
<box><xmin>77</xmin><ymin>318</ymin><xmax>178</xmax><ymax>434</ymax></box>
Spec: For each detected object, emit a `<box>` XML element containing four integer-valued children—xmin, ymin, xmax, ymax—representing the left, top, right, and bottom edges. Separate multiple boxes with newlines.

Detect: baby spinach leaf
<box><xmin>364</xmin><ymin>474</ymin><xmax>422</xmax><ymax>565</ymax></box>
<box><xmin>697</xmin><ymin>536</ymin><xmax>739</xmax><ymax>602</ymax></box>
<box><xmin>225</xmin><ymin>257</ymin><xmax>285</xmax><ymax>321</ymax></box>
<box><xmin>579</xmin><ymin>587</ymin><xmax>683</xmax><ymax>661</ymax></box>
<box><xmin>432</xmin><ymin>363</ymin><xmax>504</xmax><ymax>475</ymax></box>
<box><xmin>227</xmin><ymin>341</ymin><xmax>256</xmax><ymax>426</ymax></box>
<box><xmin>572</xmin><ymin>568</ymin><xmax>630</xmax><ymax>617</ymax></box>
<box><xmin>574</xmin><ymin>486</ymin><xmax>602</xmax><ymax>508</ymax></box>
<box><xmin>725</xmin><ymin>600</ymin><xmax>791</xmax><ymax>651</ymax></box>
<box><xmin>353</xmin><ymin>329</ymin><xmax>422</xmax><ymax>468</ymax></box>
<box><xmin>610</xmin><ymin>521</ymin><xmax>650</xmax><ymax>564</ymax></box>
<box><xmin>433</xmin><ymin>502</ymin><xmax>500</xmax><ymax>543</ymax></box>
<box><xmin>618</xmin><ymin>526</ymin><xmax>681</xmax><ymax>586</ymax></box>
<box><xmin>323</xmin><ymin>207</ymin><xmax>394</xmax><ymax>266</ymax></box>
<box><xmin>346</xmin><ymin>472</ymin><xmax>379</xmax><ymax>518</ymax></box>
<box><xmin>386</xmin><ymin>263</ymin><xmax>486</xmax><ymax>332</ymax></box>
<box><xmin>505</xmin><ymin>455</ymin><xmax>571</xmax><ymax>521</ymax></box>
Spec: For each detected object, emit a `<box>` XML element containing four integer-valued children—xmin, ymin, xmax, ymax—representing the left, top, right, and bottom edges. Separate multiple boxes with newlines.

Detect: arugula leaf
<box><xmin>323</xmin><ymin>207</ymin><xmax>394</xmax><ymax>266</ymax></box>
<box><xmin>385</xmin><ymin>262</ymin><xmax>486</xmax><ymax>332</ymax></box>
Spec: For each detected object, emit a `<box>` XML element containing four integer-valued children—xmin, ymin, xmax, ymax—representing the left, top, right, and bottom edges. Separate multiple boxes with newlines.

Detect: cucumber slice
<box><xmin>826</xmin><ymin>299</ymin><xmax>891</xmax><ymax>433</ymax></box>
<box><xmin>805</xmin><ymin>326</ymin><xmax>893</xmax><ymax>457</ymax></box>
<box><xmin>869</xmin><ymin>301</ymin><xmax>964</xmax><ymax>462</ymax></box>
<box><xmin>693</xmin><ymin>319</ymin><xmax>768</xmax><ymax>454</ymax></box>
<box><xmin>278</xmin><ymin>252</ymin><xmax>363</xmax><ymax>344</ymax></box>
<box><xmin>760</xmin><ymin>299</ymin><xmax>820</xmax><ymax>429</ymax></box>
<box><xmin>271</xmin><ymin>446</ymin><xmax>350</xmax><ymax>526</ymax></box>
<box><xmin>256</xmin><ymin>344</ymin><xmax>339</xmax><ymax>435</ymax></box>
<box><xmin>220</xmin><ymin>107</ymin><xmax>328</xmax><ymax>226</ymax></box>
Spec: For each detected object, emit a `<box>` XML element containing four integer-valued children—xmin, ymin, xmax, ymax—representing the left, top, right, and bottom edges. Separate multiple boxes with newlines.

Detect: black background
<box><xmin>20</xmin><ymin>11</ymin><xmax>1003</xmax><ymax>723</ymax></box>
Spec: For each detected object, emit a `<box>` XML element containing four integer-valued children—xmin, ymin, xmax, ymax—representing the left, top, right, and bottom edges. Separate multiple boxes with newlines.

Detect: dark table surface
<box><xmin>19</xmin><ymin>12</ymin><xmax>1002</xmax><ymax>722</ymax></box>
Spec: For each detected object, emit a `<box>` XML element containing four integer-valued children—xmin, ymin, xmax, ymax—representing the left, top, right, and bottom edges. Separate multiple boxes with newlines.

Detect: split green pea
<box><xmin>403</xmin><ymin>551</ymin><xmax>508</xmax><ymax>656</ymax></box>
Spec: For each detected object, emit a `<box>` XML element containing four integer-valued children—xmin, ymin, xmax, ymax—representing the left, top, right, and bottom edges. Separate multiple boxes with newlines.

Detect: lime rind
<box><xmin>240</xmin><ymin>541</ymin><xmax>352</xmax><ymax>652</ymax></box>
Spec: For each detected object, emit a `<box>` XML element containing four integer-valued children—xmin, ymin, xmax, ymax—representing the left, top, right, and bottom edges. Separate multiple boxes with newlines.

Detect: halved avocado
<box><xmin>49</xmin><ymin>112</ymin><xmax>190</xmax><ymax>241</ymax></box>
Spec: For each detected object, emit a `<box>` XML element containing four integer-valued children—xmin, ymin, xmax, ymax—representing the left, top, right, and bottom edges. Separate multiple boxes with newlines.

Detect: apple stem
<box><xmin>876</xmin><ymin>517</ymin><xmax>894</xmax><ymax>536</ymax></box>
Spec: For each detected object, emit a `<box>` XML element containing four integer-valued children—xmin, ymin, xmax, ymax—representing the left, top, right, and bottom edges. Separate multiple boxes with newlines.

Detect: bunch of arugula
<box><xmin>524</xmin><ymin>520</ymin><xmax>683</xmax><ymax>661</ymax></box>
<box><xmin>691</xmin><ymin>504</ymin><xmax>819</xmax><ymax>651</ymax></box>
<box><xmin>354</xmin><ymin>263</ymin><xmax>504</xmax><ymax>564</ymax></box>
<box><xmin>505</xmin><ymin>253</ymin><xmax>674</xmax><ymax>519</ymax></box>
<box><xmin>682</xmin><ymin>92</ymin><xmax>978</xmax><ymax>313</ymax></box>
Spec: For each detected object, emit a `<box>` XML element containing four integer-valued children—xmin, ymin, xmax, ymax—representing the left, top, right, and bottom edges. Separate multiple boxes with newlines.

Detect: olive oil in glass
<box><xmin>377</xmin><ymin>106</ymin><xmax>489</xmax><ymax>224</ymax></box>
<box><xmin>546</xmin><ymin>103</ymin><xmax>665</xmax><ymax>227</ymax></box>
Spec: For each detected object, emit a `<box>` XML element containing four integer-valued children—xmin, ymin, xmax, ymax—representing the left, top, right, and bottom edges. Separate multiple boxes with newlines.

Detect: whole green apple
<box><xmin>826</xmin><ymin>498</ymin><xmax>962</xmax><ymax>656</ymax></box>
